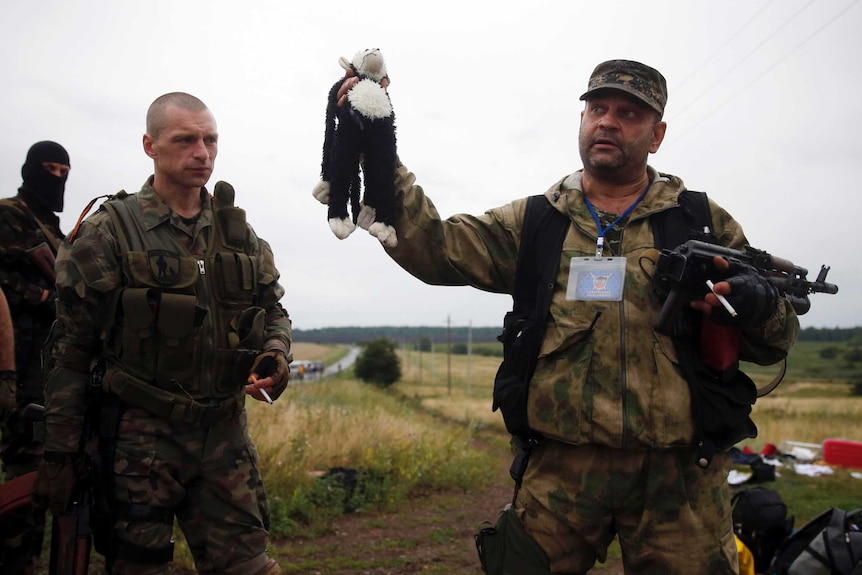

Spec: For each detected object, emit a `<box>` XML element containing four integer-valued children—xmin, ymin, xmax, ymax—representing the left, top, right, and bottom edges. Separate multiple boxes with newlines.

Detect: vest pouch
<box><xmin>212</xmin><ymin>252</ymin><xmax>258</xmax><ymax>304</ymax></box>
<box><xmin>214</xmin><ymin>348</ymin><xmax>260</xmax><ymax>394</ymax></box>
<box><xmin>216</xmin><ymin>306</ymin><xmax>265</xmax><ymax>393</ymax></box>
<box><xmin>154</xmin><ymin>292</ymin><xmax>198</xmax><ymax>389</ymax></box>
<box><xmin>120</xmin><ymin>288</ymin><xmax>157</xmax><ymax>375</ymax></box>
<box><xmin>230</xmin><ymin>306</ymin><xmax>266</xmax><ymax>351</ymax></box>
<box><xmin>216</xmin><ymin>205</ymin><xmax>248</xmax><ymax>251</ymax></box>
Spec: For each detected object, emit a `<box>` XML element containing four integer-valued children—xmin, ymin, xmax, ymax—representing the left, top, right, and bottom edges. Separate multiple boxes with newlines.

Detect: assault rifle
<box><xmin>0</xmin><ymin>404</ymin><xmax>43</xmax><ymax>517</ymax></box>
<box><xmin>13</xmin><ymin>403</ymin><xmax>93</xmax><ymax>575</ymax></box>
<box><xmin>654</xmin><ymin>240</ymin><xmax>839</xmax><ymax>335</ymax></box>
<box><xmin>48</xmin><ymin>487</ymin><xmax>92</xmax><ymax>575</ymax></box>
<box><xmin>24</xmin><ymin>242</ymin><xmax>57</xmax><ymax>284</ymax></box>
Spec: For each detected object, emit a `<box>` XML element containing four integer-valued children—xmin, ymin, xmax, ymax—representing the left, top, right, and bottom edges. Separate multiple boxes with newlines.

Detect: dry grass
<box><xmin>747</xmin><ymin>382</ymin><xmax>862</xmax><ymax>449</ymax></box>
<box><xmin>249</xmin><ymin>380</ymin><xmax>460</xmax><ymax>472</ymax></box>
<box><xmin>290</xmin><ymin>341</ymin><xmax>340</xmax><ymax>362</ymax></box>
<box><xmin>396</xmin><ymin>350</ymin><xmax>862</xmax><ymax>451</ymax></box>
<box><xmin>398</xmin><ymin>350</ymin><xmax>506</xmax><ymax>431</ymax></box>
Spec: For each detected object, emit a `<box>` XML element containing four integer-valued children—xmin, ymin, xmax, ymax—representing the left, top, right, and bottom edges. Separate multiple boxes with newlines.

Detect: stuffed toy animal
<box><xmin>312</xmin><ymin>48</ymin><xmax>398</xmax><ymax>247</ymax></box>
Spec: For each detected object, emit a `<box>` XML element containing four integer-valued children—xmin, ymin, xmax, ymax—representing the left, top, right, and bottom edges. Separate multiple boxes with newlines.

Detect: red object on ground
<box><xmin>823</xmin><ymin>439</ymin><xmax>862</xmax><ymax>470</ymax></box>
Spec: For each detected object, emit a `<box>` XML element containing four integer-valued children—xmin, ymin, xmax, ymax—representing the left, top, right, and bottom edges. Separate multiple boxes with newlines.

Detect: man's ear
<box><xmin>650</xmin><ymin>121</ymin><xmax>667</xmax><ymax>154</ymax></box>
<box><xmin>142</xmin><ymin>133</ymin><xmax>157</xmax><ymax>160</ymax></box>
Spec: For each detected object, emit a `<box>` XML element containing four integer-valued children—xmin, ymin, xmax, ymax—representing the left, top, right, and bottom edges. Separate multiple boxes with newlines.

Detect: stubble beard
<box><xmin>579</xmin><ymin>131</ymin><xmax>649</xmax><ymax>184</ymax></box>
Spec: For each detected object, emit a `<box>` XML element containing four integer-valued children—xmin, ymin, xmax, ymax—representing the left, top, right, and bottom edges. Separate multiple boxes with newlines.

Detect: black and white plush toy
<box><xmin>312</xmin><ymin>48</ymin><xmax>398</xmax><ymax>247</ymax></box>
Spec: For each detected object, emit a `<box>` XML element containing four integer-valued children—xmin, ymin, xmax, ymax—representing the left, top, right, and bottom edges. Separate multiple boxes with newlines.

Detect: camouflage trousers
<box><xmin>514</xmin><ymin>441</ymin><xmax>738</xmax><ymax>575</ymax></box>
<box><xmin>106</xmin><ymin>406</ymin><xmax>276</xmax><ymax>575</ymax></box>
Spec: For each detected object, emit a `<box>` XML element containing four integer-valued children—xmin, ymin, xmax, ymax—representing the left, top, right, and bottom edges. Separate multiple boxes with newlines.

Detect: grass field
<box><xmin>45</xmin><ymin>340</ymin><xmax>857</xmax><ymax>572</ymax></box>
<box><xmin>390</xmin><ymin>341</ymin><xmax>862</xmax><ymax>521</ymax></box>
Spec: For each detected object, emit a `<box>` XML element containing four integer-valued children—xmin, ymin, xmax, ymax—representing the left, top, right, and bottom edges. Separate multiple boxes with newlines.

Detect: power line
<box><xmin>672</xmin><ymin>0</ymin><xmax>816</xmax><ymax>123</ymax></box>
<box><xmin>674</xmin><ymin>0</ymin><xmax>777</xmax><ymax>93</ymax></box>
<box><xmin>666</xmin><ymin>0</ymin><xmax>859</xmax><ymax>148</ymax></box>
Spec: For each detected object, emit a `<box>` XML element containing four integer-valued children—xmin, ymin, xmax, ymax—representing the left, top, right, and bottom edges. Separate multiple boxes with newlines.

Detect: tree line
<box><xmin>294</xmin><ymin>325</ymin><xmax>861</xmax><ymax>346</ymax></box>
<box><xmin>294</xmin><ymin>325</ymin><xmax>503</xmax><ymax>346</ymax></box>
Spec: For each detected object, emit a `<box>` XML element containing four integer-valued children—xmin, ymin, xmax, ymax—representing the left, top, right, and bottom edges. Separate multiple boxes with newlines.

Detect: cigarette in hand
<box><xmin>706</xmin><ymin>280</ymin><xmax>738</xmax><ymax>317</ymax></box>
<box><xmin>249</xmin><ymin>374</ymin><xmax>273</xmax><ymax>404</ymax></box>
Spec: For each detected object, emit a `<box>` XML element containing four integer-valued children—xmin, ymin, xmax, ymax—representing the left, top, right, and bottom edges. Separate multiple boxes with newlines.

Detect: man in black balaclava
<box><xmin>19</xmin><ymin>140</ymin><xmax>70</xmax><ymax>215</ymax></box>
<box><xmin>0</xmin><ymin>141</ymin><xmax>69</xmax><ymax>575</ymax></box>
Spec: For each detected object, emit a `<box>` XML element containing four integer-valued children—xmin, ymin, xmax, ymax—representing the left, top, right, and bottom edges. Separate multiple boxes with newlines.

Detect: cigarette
<box><xmin>706</xmin><ymin>280</ymin><xmax>737</xmax><ymax>317</ymax></box>
<box><xmin>250</xmin><ymin>374</ymin><xmax>274</xmax><ymax>404</ymax></box>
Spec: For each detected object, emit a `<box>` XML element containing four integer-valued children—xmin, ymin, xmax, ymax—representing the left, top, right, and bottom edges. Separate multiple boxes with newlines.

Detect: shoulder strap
<box><xmin>101</xmin><ymin>193</ymin><xmax>142</xmax><ymax>255</ymax></box>
<box><xmin>652</xmin><ymin>189</ymin><xmax>714</xmax><ymax>250</ymax></box>
<box><xmin>514</xmin><ymin>195</ymin><xmax>569</xmax><ymax>312</ymax></box>
<box><xmin>512</xmin><ymin>195</ymin><xmax>570</xmax><ymax>384</ymax></box>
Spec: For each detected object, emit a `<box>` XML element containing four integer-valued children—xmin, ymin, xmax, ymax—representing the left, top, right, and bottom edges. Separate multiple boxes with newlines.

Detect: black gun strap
<box><xmin>503</xmin><ymin>195</ymin><xmax>568</xmax><ymax>494</ymax></box>
<box><xmin>514</xmin><ymin>195</ymin><xmax>570</xmax><ymax>375</ymax></box>
<box><xmin>651</xmin><ymin>190</ymin><xmax>714</xmax><ymax>248</ymax></box>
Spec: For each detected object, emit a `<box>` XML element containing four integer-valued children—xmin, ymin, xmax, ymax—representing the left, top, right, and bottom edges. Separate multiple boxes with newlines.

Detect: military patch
<box><xmin>148</xmin><ymin>250</ymin><xmax>181</xmax><ymax>285</ymax></box>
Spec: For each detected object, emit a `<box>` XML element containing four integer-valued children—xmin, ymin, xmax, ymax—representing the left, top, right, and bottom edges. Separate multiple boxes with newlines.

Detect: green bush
<box><xmin>819</xmin><ymin>346</ymin><xmax>840</xmax><ymax>359</ymax></box>
<box><xmin>845</xmin><ymin>347</ymin><xmax>862</xmax><ymax>363</ymax></box>
<box><xmin>451</xmin><ymin>343</ymin><xmax>468</xmax><ymax>355</ymax></box>
<box><xmin>355</xmin><ymin>338</ymin><xmax>402</xmax><ymax>387</ymax></box>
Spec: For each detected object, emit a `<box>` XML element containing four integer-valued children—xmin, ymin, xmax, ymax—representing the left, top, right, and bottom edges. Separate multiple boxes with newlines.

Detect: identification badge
<box><xmin>566</xmin><ymin>257</ymin><xmax>627</xmax><ymax>301</ymax></box>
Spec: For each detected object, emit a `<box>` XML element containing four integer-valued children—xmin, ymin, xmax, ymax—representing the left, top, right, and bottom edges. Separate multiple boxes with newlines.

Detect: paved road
<box><xmin>323</xmin><ymin>345</ymin><xmax>360</xmax><ymax>378</ymax></box>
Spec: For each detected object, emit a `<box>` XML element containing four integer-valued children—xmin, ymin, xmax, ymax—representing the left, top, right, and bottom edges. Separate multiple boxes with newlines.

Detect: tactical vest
<box><xmin>96</xmin><ymin>183</ymin><xmax>265</xmax><ymax>423</ymax></box>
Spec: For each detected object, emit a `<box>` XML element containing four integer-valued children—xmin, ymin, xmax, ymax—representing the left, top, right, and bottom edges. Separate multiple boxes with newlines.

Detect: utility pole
<box><xmin>447</xmin><ymin>315</ymin><xmax>451</xmax><ymax>396</ymax></box>
<box><xmin>467</xmin><ymin>320</ymin><xmax>472</xmax><ymax>396</ymax></box>
<box><xmin>430</xmin><ymin>337</ymin><xmax>435</xmax><ymax>385</ymax></box>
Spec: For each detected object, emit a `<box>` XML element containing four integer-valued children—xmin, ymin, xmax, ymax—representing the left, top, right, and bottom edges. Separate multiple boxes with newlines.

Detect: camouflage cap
<box><xmin>579</xmin><ymin>60</ymin><xmax>667</xmax><ymax>117</ymax></box>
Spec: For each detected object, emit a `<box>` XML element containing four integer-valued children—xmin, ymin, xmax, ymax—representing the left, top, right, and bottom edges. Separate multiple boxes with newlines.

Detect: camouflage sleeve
<box><xmin>0</xmin><ymin>204</ymin><xmax>54</xmax><ymax>308</ymax></box>
<box><xmin>708</xmin><ymin>198</ymin><xmax>800</xmax><ymax>364</ymax></box>
<box><xmin>253</xmin><ymin>233</ymin><xmax>292</xmax><ymax>361</ymax></box>
<box><xmin>383</xmin><ymin>162</ymin><xmax>521</xmax><ymax>294</ymax></box>
<box><xmin>44</xmin><ymin>214</ymin><xmax>123</xmax><ymax>452</ymax></box>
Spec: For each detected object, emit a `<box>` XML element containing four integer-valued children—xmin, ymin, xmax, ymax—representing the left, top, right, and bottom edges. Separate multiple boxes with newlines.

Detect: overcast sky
<box><xmin>1</xmin><ymin>0</ymin><xmax>858</xmax><ymax>330</ymax></box>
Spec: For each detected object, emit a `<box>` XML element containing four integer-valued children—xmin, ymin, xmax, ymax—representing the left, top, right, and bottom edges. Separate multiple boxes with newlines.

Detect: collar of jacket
<box><xmin>137</xmin><ymin>176</ymin><xmax>214</xmax><ymax>233</ymax></box>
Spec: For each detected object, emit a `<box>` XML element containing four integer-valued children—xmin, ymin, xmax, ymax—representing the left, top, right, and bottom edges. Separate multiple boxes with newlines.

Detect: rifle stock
<box><xmin>20</xmin><ymin>403</ymin><xmax>94</xmax><ymax>575</ymax></box>
<box><xmin>24</xmin><ymin>241</ymin><xmax>57</xmax><ymax>284</ymax></box>
<box><xmin>654</xmin><ymin>240</ymin><xmax>839</xmax><ymax>334</ymax></box>
<box><xmin>49</xmin><ymin>493</ymin><xmax>92</xmax><ymax>575</ymax></box>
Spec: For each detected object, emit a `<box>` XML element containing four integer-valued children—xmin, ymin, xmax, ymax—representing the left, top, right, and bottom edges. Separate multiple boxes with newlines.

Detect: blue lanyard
<box><xmin>584</xmin><ymin>182</ymin><xmax>651</xmax><ymax>257</ymax></box>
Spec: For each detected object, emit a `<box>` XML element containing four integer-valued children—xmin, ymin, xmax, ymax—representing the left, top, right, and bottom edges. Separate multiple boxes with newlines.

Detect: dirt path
<box><xmin>270</xmin><ymin>431</ymin><xmax>625</xmax><ymax>574</ymax></box>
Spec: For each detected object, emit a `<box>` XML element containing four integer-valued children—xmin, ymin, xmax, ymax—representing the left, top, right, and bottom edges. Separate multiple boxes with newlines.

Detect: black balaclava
<box><xmin>19</xmin><ymin>140</ymin><xmax>70</xmax><ymax>213</ymax></box>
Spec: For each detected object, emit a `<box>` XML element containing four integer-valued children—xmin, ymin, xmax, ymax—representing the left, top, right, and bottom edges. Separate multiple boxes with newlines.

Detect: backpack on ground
<box><xmin>771</xmin><ymin>507</ymin><xmax>862</xmax><ymax>575</ymax></box>
<box><xmin>731</xmin><ymin>487</ymin><xmax>794</xmax><ymax>573</ymax></box>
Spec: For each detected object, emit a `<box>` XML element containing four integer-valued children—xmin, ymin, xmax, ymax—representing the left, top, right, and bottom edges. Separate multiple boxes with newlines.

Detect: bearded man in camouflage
<box><xmin>0</xmin><ymin>141</ymin><xmax>69</xmax><ymax>574</ymax></box>
<box><xmin>34</xmin><ymin>93</ymin><xmax>290</xmax><ymax>575</ymax></box>
<box><xmin>342</xmin><ymin>60</ymin><xmax>799</xmax><ymax>574</ymax></box>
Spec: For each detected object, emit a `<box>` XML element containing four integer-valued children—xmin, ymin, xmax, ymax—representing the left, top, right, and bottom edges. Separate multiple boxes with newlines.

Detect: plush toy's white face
<box><xmin>352</xmin><ymin>48</ymin><xmax>387</xmax><ymax>82</ymax></box>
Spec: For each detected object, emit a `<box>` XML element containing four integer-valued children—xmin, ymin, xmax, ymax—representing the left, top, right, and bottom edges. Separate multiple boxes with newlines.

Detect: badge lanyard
<box><xmin>584</xmin><ymin>182</ymin><xmax>652</xmax><ymax>257</ymax></box>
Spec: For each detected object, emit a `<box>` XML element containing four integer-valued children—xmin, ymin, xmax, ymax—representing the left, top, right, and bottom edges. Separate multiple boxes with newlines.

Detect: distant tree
<box><xmin>819</xmin><ymin>346</ymin><xmax>841</xmax><ymax>360</ymax></box>
<box><xmin>355</xmin><ymin>338</ymin><xmax>401</xmax><ymax>387</ymax></box>
<box><xmin>451</xmin><ymin>343</ymin><xmax>469</xmax><ymax>355</ymax></box>
<box><xmin>844</xmin><ymin>347</ymin><xmax>862</xmax><ymax>363</ymax></box>
<box><xmin>417</xmin><ymin>336</ymin><xmax>432</xmax><ymax>352</ymax></box>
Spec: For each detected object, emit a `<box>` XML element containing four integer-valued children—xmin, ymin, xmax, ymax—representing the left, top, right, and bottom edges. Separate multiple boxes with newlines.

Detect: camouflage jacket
<box><xmin>385</xmin><ymin>164</ymin><xmax>799</xmax><ymax>449</ymax></box>
<box><xmin>44</xmin><ymin>178</ymin><xmax>292</xmax><ymax>452</ymax></box>
<box><xmin>0</xmin><ymin>193</ymin><xmax>63</xmax><ymax>385</ymax></box>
